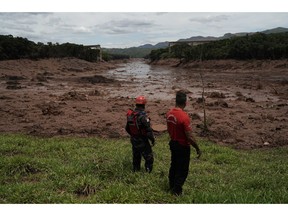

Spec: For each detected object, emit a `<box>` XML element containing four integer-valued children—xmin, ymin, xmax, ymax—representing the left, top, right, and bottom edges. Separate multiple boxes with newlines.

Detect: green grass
<box><xmin>0</xmin><ymin>133</ymin><xmax>287</xmax><ymax>203</ymax></box>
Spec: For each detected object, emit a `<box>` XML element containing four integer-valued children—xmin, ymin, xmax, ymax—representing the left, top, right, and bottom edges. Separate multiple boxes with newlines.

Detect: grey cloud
<box><xmin>104</xmin><ymin>28</ymin><xmax>133</xmax><ymax>35</ymax></box>
<box><xmin>0</xmin><ymin>21</ymin><xmax>35</xmax><ymax>34</ymax></box>
<box><xmin>156</xmin><ymin>12</ymin><xmax>168</xmax><ymax>16</ymax></box>
<box><xmin>189</xmin><ymin>14</ymin><xmax>230</xmax><ymax>24</ymax></box>
<box><xmin>56</xmin><ymin>23</ymin><xmax>93</xmax><ymax>34</ymax></box>
<box><xmin>0</xmin><ymin>12</ymin><xmax>51</xmax><ymax>21</ymax></box>
<box><xmin>109</xmin><ymin>19</ymin><xmax>154</xmax><ymax>28</ymax></box>
<box><xmin>95</xmin><ymin>19</ymin><xmax>155</xmax><ymax>34</ymax></box>
<box><xmin>0</xmin><ymin>13</ymin><xmax>46</xmax><ymax>31</ymax></box>
<box><xmin>45</xmin><ymin>17</ymin><xmax>62</xmax><ymax>26</ymax></box>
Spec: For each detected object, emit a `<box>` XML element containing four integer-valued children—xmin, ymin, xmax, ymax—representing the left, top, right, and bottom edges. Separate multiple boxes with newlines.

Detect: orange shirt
<box><xmin>166</xmin><ymin>107</ymin><xmax>192</xmax><ymax>146</ymax></box>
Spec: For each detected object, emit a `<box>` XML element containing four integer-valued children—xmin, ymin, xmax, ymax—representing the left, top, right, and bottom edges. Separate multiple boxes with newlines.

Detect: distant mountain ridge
<box><xmin>138</xmin><ymin>41</ymin><xmax>169</xmax><ymax>49</ymax></box>
<box><xmin>137</xmin><ymin>27</ymin><xmax>288</xmax><ymax>49</ymax></box>
<box><xmin>261</xmin><ymin>27</ymin><xmax>288</xmax><ymax>34</ymax></box>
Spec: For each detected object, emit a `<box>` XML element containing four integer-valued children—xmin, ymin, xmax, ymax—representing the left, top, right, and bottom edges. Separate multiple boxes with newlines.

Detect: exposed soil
<box><xmin>0</xmin><ymin>57</ymin><xmax>287</xmax><ymax>149</ymax></box>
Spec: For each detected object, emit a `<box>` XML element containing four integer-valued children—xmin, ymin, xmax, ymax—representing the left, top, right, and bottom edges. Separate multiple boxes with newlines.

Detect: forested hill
<box><xmin>148</xmin><ymin>32</ymin><xmax>288</xmax><ymax>62</ymax></box>
<box><xmin>105</xmin><ymin>27</ymin><xmax>288</xmax><ymax>58</ymax></box>
<box><xmin>0</xmin><ymin>35</ymin><xmax>101</xmax><ymax>62</ymax></box>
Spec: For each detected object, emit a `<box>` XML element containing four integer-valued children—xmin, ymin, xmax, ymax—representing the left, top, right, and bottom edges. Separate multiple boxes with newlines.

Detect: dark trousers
<box><xmin>131</xmin><ymin>137</ymin><xmax>154</xmax><ymax>172</ymax></box>
<box><xmin>169</xmin><ymin>140</ymin><xmax>191</xmax><ymax>195</ymax></box>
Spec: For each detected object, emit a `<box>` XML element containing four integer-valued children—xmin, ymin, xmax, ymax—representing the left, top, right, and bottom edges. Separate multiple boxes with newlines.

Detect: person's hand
<box><xmin>196</xmin><ymin>149</ymin><xmax>201</xmax><ymax>159</ymax></box>
<box><xmin>150</xmin><ymin>138</ymin><xmax>155</xmax><ymax>147</ymax></box>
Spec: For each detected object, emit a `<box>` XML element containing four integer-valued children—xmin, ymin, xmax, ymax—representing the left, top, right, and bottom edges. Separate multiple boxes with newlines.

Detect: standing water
<box><xmin>100</xmin><ymin>59</ymin><xmax>202</xmax><ymax>100</ymax></box>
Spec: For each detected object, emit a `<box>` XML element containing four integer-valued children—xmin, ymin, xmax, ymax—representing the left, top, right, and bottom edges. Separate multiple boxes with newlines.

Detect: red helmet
<box><xmin>135</xmin><ymin>95</ymin><xmax>147</xmax><ymax>105</ymax></box>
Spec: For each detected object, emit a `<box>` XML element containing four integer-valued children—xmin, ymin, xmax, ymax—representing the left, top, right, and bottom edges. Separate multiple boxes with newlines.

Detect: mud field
<box><xmin>0</xmin><ymin>58</ymin><xmax>287</xmax><ymax>149</ymax></box>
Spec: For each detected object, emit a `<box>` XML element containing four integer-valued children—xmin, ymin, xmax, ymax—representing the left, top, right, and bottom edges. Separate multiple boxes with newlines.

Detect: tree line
<box><xmin>0</xmin><ymin>35</ymin><xmax>101</xmax><ymax>62</ymax></box>
<box><xmin>103</xmin><ymin>47</ymin><xmax>153</xmax><ymax>59</ymax></box>
<box><xmin>147</xmin><ymin>32</ymin><xmax>288</xmax><ymax>62</ymax></box>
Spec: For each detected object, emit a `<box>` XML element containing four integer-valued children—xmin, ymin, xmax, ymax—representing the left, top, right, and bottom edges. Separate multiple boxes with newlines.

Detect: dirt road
<box><xmin>0</xmin><ymin>57</ymin><xmax>287</xmax><ymax>149</ymax></box>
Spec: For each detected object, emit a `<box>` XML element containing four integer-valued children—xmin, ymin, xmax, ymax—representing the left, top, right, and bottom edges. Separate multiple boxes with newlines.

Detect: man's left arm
<box><xmin>183</xmin><ymin>114</ymin><xmax>201</xmax><ymax>158</ymax></box>
<box><xmin>185</xmin><ymin>130</ymin><xmax>201</xmax><ymax>158</ymax></box>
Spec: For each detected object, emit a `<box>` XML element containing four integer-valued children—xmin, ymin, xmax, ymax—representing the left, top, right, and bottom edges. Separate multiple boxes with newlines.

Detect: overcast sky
<box><xmin>1</xmin><ymin>1</ymin><xmax>288</xmax><ymax>48</ymax></box>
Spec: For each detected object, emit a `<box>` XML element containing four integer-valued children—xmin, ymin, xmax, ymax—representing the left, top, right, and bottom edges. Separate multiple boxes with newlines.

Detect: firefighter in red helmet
<box><xmin>125</xmin><ymin>96</ymin><xmax>155</xmax><ymax>173</ymax></box>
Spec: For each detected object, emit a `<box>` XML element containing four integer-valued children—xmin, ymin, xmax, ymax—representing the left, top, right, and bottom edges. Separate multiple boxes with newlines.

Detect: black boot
<box><xmin>145</xmin><ymin>165</ymin><xmax>153</xmax><ymax>173</ymax></box>
<box><xmin>133</xmin><ymin>165</ymin><xmax>140</xmax><ymax>172</ymax></box>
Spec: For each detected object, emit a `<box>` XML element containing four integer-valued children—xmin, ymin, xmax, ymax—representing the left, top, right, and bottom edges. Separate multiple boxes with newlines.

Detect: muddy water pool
<box><xmin>101</xmin><ymin>59</ymin><xmax>204</xmax><ymax>100</ymax></box>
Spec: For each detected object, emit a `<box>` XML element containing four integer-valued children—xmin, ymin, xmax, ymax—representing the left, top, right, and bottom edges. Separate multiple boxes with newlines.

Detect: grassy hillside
<box><xmin>0</xmin><ymin>133</ymin><xmax>287</xmax><ymax>204</ymax></box>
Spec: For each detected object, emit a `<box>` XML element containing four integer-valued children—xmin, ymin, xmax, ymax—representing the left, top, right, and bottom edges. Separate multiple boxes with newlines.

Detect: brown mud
<box><xmin>0</xmin><ymin>57</ymin><xmax>287</xmax><ymax>149</ymax></box>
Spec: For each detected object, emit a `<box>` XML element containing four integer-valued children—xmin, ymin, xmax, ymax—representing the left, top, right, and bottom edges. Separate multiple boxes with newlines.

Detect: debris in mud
<box><xmin>275</xmin><ymin>63</ymin><xmax>288</xmax><ymax>69</ymax></box>
<box><xmin>6</xmin><ymin>80</ymin><xmax>22</xmax><ymax>89</ymax></box>
<box><xmin>274</xmin><ymin>136</ymin><xmax>288</xmax><ymax>146</ymax></box>
<box><xmin>35</xmin><ymin>73</ymin><xmax>48</xmax><ymax>82</ymax></box>
<box><xmin>1</xmin><ymin>75</ymin><xmax>26</xmax><ymax>81</ymax></box>
<box><xmin>196</xmin><ymin>97</ymin><xmax>205</xmax><ymax>104</ymax></box>
<box><xmin>208</xmin><ymin>126</ymin><xmax>232</xmax><ymax>141</ymax></box>
<box><xmin>1</xmin><ymin>75</ymin><xmax>25</xmax><ymax>89</ymax></box>
<box><xmin>236</xmin><ymin>95</ymin><xmax>255</xmax><ymax>103</ymax></box>
<box><xmin>245</xmin><ymin>97</ymin><xmax>255</xmax><ymax>103</ymax></box>
<box><xmin>80</xmin><ymin>75</ymin><xmax>114</xmax><ymax>84</ymax></box>
<box><xmin>37</xmin><ymin>101</ymin><xmax>63</xmax><ymax>115</ymax></box>
<box><xmin>81</xmin><ymin>128</ymin><xmax>100</xmax><ymax>135</ymax></box>
<box><xmin>189</xmin><ymin>113</ymin><xmax>202</xmax><ymax>120</ymax></box>
<box><xmin>280</xmin><ymin>78</ymin><xmax>288</xmax><ymax>85</ymax></box>
<box><xmin>76</xmin><ymin>107</ymin><xmax>91</xmax><ymax>114</ymax></box>
<box><xmin>207</xmin><ymin>99</ymin><xmax>229</xmax><ymax>108</ymax></box>
<box><xmin>108</xmin><ymin>131</ymin><xmax>121</xmax><ymax>138</ymax></box>
<box><xmin>208</xmin><ymin>91</ymin><xmax>226</xmax><ymax>98</ymax></box>
<box><xmin>67</xmin><ymin>67</ymin><xmax>85</xmax><ymax>72</ymax></box>
<box><xmin>26</xmin><ymin>124</ymin><xmax>44</xmax><ymax>135</ymax></box>
<box><xmin>60</xmin><ymin>91</ymin><xmax>88</xmax><ymax>101</ymax></box>
<box><xmin>0</xmin><ymin>95</ymin><xmax>13</xmax><ymax>100</ymax></box>
<box><xmin>88</xmin><ymin>89</ymin><xmax>102</xmax><ymax>96</ymax></box>
<box><xmin>58</xmin><ymin>127</ymin><xmax>74</xmax><ymax>135</ymax></box>
<box><xmin>116</xmin><ymin>69</ymin><xmax>126</xmax><ymax>72</ymax></box>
